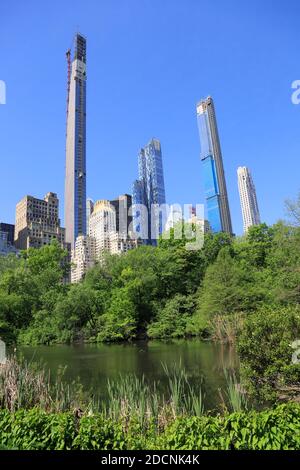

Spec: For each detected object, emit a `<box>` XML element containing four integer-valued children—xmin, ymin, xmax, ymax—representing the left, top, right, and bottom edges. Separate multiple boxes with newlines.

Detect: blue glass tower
<box><xmin>65</xmin><ymin>33</ymin><xmax>87</xmax><ymax>248</ymax></box>
<box><xmin>196</xmin><ymin>97</ymin><xmax>232</xmax><ymax>234</ymax></box>
<box><xmin>132</xmin><ymin>139</ymin><xmax>166</xmax><ymax>244</ymax></box>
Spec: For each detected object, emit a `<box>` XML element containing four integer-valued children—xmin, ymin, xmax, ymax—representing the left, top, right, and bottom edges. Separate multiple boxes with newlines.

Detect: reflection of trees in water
<box><xmin>18</xmin><ymin>340</ymin><xmax>240</xmax><ymax>411</ymax></box>
<box><xmin>217</xmin><ymin>343</ymin><xmax>240</xmax><ymax>374</ymax></box>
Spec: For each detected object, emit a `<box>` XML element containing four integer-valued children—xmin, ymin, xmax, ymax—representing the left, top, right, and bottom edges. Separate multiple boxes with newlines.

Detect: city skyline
<box><xmin>1</xmin><ymin>1</ymin><xmax>300</xmax><ymax>235</ymax></box>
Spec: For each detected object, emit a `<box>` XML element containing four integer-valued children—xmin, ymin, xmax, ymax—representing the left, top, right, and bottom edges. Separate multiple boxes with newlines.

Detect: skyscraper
<box><xmin>71</xmin><ymin>200</ymin><xmax>138</xmax><ymax>282</ymax></box>
<box><xmin>132</xmin><ymin>138</ymin><xmax>166</xmax><ymax>244</ymax></box>
<box><xmin>237</xmin><ymin>166</ymin><xmax>261</xmax><ymax>233</ymax></box>
<box><xmin>86</xmin><ymin>198</ymin><xmax>94</xmax><ymax>235</ymax></box>
<box><xmin>65</xmin><ymin>33</ymin><xmax>87</xmax><ymax>248</ymax></box>
<box><xmin>196</xmin><ymin>96</ymin><xmax>232</xmax><ymax>234</ymax></box>
<box><xmin>14</xmin><ymin>192</ymin><xmax>67</xmax><ymax>250</ymax></box>
<box><xmin>110</xmin><ymin>194</ymin><xmax>133</xmax><ymax>237</ymax></box>
<box><xmin>0</xmin><ymin>223</ymin><xmax>15</xmax><ymax>246</ymax></box>
<box><xmin>89</xmin><ymin>200</ymin><xmax>116</xmax><ymax>253</ymax></box>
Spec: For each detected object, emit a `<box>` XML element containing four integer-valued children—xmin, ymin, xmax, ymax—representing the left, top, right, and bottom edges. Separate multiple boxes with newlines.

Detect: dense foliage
<box><xmin>0</xmin><ymin>404</ymin><xmax>299</xmax><ymax>450</ymax></box>
<box><xmin>1</xmin><ymin>217</ymin><xmax>300</xmax><ymax>401</ymax></box>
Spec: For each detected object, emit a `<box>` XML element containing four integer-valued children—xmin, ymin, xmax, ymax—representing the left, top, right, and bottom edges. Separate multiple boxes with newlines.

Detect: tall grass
<box><xmin>219</xmin><ymin>368</ymin><xmax>249</xmax><ymax>413</ymax></box>
<box><xmin>1</xmin><ymin>355</ymin><xmax>248</xmax><ymax>430</ymax></box>
<box><xmin>100</xmin><ymin>363</ymin><xmax>204</xmax><ymax>431</ymax></box>
<box><xmin>0</xmin><ymin>356</ymin><xmax>85</xmax><ymax>412</ymax></box>
<box><xmin>210</xmin><ymin>313</ymin><xmax>244</xmax><ymax>344</ymax></box>
<box><xmin>162</xmin><ymin>361</ymin><xmax>204</xmax><ymax>418</ymax></box>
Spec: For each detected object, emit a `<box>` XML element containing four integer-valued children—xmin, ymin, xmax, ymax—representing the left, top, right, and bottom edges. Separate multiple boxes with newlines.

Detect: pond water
<box><xmin>19</xmin><ymin>339</ymin><xmax>240</xmax><ymax>411</ymax></box>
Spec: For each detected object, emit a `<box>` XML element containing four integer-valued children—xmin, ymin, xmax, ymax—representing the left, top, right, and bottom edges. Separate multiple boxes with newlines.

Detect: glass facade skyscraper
<box><xmin>65</xmin><ymin>33</ymin><xmax>87</xmax><ymax>248</ymax></box>
<box><xmin>132</xmin><ymin>138</ymin><xmax>166</xmax><ymax>244</ymax></box>
<box><xmin>196</xmin><ymin>96</ymin><xmax>232</xmax><ymax>234</ymax></box>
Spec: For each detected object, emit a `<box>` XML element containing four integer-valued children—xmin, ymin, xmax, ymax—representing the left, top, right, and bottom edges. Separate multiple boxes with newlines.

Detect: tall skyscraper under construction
<box><xmin>65</xmin><ymin>33</ymin><xmax>87</xmax><ymax>248</ymax></box>
<box><xmin>196</xmin><ymin>96</ymin><xmax>232</xmax><ymax>234</ymax></box>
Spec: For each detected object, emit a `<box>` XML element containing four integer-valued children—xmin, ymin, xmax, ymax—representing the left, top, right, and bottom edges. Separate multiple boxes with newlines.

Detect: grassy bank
<box><xmin>0</xmin><ymin>404</ymin><xmax>299</xmax><ymax>450</ymax></box>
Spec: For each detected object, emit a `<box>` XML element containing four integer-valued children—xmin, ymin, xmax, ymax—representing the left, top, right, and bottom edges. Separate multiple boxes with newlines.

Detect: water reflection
<box><xmin>19</xmin><ymin>339</ymin><xmax>239</xmax><ymax>411</ymax></box>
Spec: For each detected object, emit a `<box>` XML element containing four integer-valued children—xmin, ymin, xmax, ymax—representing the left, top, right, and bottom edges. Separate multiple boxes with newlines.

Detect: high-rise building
<box><xmin>71</xmin><ymin>199</ymin><xmax>138</xmax><ymax>282</ymax></box>
<box><xmin>86</xmin><ymin>198</ymin><xmax>94</xmax><ymax>235</ymax></box>
<box><xmin>237</xmin><ymin>166</ymin><xmax>261</xmax><ymax>233</ymax></box>
<box><xmin>71</xmin><ymin>235</ymin><xmax>96</xmax><ymax>283</ymax></box>
<box><xmin>89</xmin><ymin>200</ymin><xmax>116</xmax><ymax>254</ymax></box>
<box><xmin>110</xmin><ymin>194</ymin><xmax>133</xmax><ymax>237</ymax></box>
<box><xmin>188</xmin><ymin>207</ymin><xmax>211</xmax><ymax>233</ymax></box>
<box><xmin>65</xmin><ymin>33</ymin><xmax>87</xmax><ymax>248</ymax></box>
<box><xmin>0</xmin><ymin>223</ymin><xmax>15</xmax><ymax>246</ymax></box>
<box><xmin>14</xmin><ymin>192</ymin><xmax>68</xmax><ymax>250</ymax></box>
<box><xmin>132</xmin><ymin>138</ymin><xmax>166</xmax><ymax>244</ymax></box>
<box><xmin>0</xmin><ymin>230</ymin><xmax>18</xmax><ymax>256</ymax></box>
<box><xmin>196</xmin><ymin>96</ymin><xmax>232</xmax><ymax>234</ymax></box>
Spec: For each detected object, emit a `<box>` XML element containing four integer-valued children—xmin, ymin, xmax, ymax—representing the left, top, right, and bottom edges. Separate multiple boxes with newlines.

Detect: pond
<box><xmin>19</xmin><ymin>339</ymin><xmax>240</xmax><ymax>411</ymax></box>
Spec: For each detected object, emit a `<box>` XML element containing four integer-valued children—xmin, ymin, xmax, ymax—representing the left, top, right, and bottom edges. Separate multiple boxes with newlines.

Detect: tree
<box><xmin>147</xmin><ymin>294</ymin><xmax>197</xmax><ymax>339</ymax></box>
<box><xmin>245</xmin><ymin>223</ymin><xmax>274</xmax><ymax>268</ymax></box>
<box><xmin>96</xmin><ymin>287</ymin><xmax>137</xmax><ymax>342</ymax></box>
<box><xmin>265</xmin><ymin>222</ymin><xmax>300</xmax><ymax>304</ymax></box>
<box><xmin>285</xmin><ymin>191</ymin><xmax>300</xmax><ymax>226</ymax></box>
<box><xmin>197</xmin><ymin>248</ymin><xmax>256</xmax><ymax>319</ymax></box>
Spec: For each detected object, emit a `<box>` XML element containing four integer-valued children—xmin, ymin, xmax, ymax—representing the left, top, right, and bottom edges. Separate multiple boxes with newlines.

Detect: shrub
<box><xmin>0</xmin><ymin>404</ymin><xmax>299</xmax><ymax>450</ymax></box>
<box><xmin>161</xmin><ymin>403</ymin><xmax>300</xmax><ymax>450</ymax></box>
<box><xmin>0</xmin><ymin>408</ymin><xmax>76</xmax><ymax>450</ymax></box>
<box><xmin>73</xmin><ymin>415</ymin><xmax>126</xmax><ymax>450</ymax></box>
<box><xmin>237</xmin><ymin>305</ymin><xmax>300</xmax><ymax>402</ymax></box>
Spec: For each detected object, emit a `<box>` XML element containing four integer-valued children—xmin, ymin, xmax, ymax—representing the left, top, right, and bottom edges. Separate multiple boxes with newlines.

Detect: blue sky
<box><xmin>1</xmin><ymin>0</ymin><xmax>300</xmax><ymax>234</ymax></box>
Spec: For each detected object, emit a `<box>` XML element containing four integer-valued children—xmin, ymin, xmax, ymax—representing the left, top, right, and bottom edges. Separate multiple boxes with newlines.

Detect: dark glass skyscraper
<box><xmin>110</xmin><ymin>194</ymin><xmax>133</xmax><ymax>237</ymax></box>
<box><xmin>196</xmin><ymin>96</ymin><xmax>232</xmax><ymax>234</ymax></box>
<box><xmin>132</xmin><ymin>138</ymin><xmax>166</xmax><ymax>244</ymax></box>
<box><xmin>0</xmin><ymin>223</ymin><xmax>15</xmax><ymax>246</ymax></box>
<box><xmin>65</xmin><ymin>33</ymin><xmax>87</xmax><ymax>247</ymax></box>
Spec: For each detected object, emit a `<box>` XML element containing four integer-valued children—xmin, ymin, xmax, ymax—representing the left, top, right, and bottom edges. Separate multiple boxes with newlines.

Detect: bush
<box><xmin>161</xmin><ymin>403</ymin><xmax>300</xmax><ymax>450</ymax></box>
<box><xmin>73</xmin><ymin>415</ymin><xmax>125</xmax><ymax>450</ymax></box>
<box><xmin>237</xmin><ymin>305</ymin><xmax>300</xmax><ymax>402</ymax></box>
<box><xmin>0</xmin><ymin>408</ymin><xmax>76</xmax><ymax>450</ymax></box>
<box><xmin>0</xmin><ymin>404</ymin><xmax>299</xmax><ymax>450</ymax></box>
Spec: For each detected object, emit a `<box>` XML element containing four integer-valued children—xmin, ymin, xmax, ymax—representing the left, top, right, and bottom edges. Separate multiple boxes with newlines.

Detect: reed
<box><xmin>210</xmin><ymin>313</ymin><xmax>244</xmax><ymax>344</ymax></box>
<box><xmin>219</xmin><ymin>368</ymin><xmax>249</xmax><ymax>413</ymax></box>
<box><xmin>1</xmin><ymin>355</ymin><xmax>230</xmax><ymax>427</ymax></box>
<box><xmin>0</xmin><ymin>356</ymin><xmax>85</xmax><ymax>412</ymax></box>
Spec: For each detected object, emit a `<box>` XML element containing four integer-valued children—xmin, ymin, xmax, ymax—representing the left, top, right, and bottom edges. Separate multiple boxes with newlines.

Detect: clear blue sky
<box><xmin>1</xmin><ymin>0</ymin><xmax>300</xmax><ymax>234</ymax></box>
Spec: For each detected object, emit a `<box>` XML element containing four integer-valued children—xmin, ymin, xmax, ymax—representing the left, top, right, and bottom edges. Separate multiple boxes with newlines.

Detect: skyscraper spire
<box><xmin>196</xmin><ymin>96</ymin><xmax>232</xmax><ymax>234</ymax></box>
<box><xmin>65</xmin><ymin>33</ymin><xmax>87</xmax><ymax>248</ymax></box>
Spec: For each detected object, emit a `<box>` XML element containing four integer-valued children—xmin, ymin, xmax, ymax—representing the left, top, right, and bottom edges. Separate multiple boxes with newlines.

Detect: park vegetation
<box><xmin>0</xmin><ymin>404</ymin><xmax>299</xmax><ymax>450</ymax></box>
<box><xmin>1</xmin><ymin>195</ymin><xmax>300</xmax><ymax>405</ymax></box>
<box><xmin>0</xmin><ymin>357</ymin><xmax>299</xmax><ymax>450</ymax></box>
